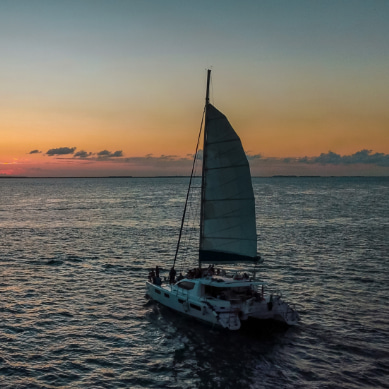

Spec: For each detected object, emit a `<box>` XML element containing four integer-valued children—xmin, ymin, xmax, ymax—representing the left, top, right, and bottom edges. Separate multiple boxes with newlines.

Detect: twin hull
<box><xmin>146</xmin><ymin>278</ymin><xmax>298</xmax><ymax>330</ymax></box>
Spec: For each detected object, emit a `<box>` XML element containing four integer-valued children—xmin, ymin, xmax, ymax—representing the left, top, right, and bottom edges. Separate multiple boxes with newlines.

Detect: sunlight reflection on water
<box><xmin>0</xmin><ymin>177</ymin><xmax>388</xmax><ymax>388</ymax></box>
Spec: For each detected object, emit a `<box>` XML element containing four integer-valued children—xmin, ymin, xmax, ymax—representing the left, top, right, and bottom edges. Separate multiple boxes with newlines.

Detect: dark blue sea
<box><xmin>1</xmin><ymin>177</ymin><xmax>388</xmax><ymax>388</ymax></box>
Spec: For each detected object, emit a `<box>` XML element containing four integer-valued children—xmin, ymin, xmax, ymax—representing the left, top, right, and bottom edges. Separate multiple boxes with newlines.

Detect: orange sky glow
<box><xmin>1</xmin><ymin>1</ymin><xmax>388</xmax><ymax>177</ymax></box>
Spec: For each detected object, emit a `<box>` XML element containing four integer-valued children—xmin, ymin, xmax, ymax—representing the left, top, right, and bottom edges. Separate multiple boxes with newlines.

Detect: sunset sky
<box><xmin>1</xmin><ymin>0</ymin><xmax>388</xmax><ymax>177</ymax></box>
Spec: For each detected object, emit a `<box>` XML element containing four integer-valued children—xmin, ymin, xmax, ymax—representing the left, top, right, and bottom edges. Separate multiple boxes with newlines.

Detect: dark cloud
<box><xmin>160</xmin><ymin>154</ymin><xmax>178</xmax><ymax>160</ymax></box>
<box><xmin>295</xmin><ymin>156</ymin><xmax>309</xmax><ymax>164</ymax></box>
<box><xmin>310</xmin><ymin>151</ymin><xmax>343</xmax><ymax>165</ymax></box>
<box><xmin>74</xmin><ymin>150</ymin><xmax>92</xmax><ymax>158</ymax></box>
<box><xmin>29</xmin><ymin>150</ymin><xmax>41</xmax><ymax>154</ymax></box>
<box><xmin>97</xmin><ymin>150</ymin><xmax>110</xmax><ymax>157</ymax></box>
<box><xmin>246</xmin><ymin>153</ymin><xmax>262</xmax><ymax>161</ymax></box>
<box><xmin>341</xmin><ymin>150</ymin><xmax>389</xmax><ymax>166</ymax></box>
<box><xmin>296</xmin><ymin>150</ymin><xmax>389</xmax><ymax>167</ymax></box>
<box><xmin>97</xmin><ymin>150</ymin><xmax>123</xmax><ymax>158</ymax></box>
<box><xmin>186</xmin><ymin>149</ymin><xmax>203</xmax><ymax>161</ymax></box>
<box><xmin>46</xmin><ymin>147</ymin><xmax>76</xmax><ymax>156</ymax></box>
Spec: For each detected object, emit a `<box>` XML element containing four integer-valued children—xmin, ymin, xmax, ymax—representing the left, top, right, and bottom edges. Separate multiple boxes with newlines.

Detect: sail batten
<box><xmin>206</xmin><ymin>139</ymin><xmax>241</xmax><ymax>146</ymax></box>
<box><xmin>199</xmin><ymin>250</ymin><xmax>257</xmax><ymax>264</ymax></box>
<box><xmin>205</xmin><ymin>163</ymin><xmax>250</xmax><ymax>171</ymax></box>
<box><xmin>201</xmin><ymin>198</ymin><xmax>254</xmax><ymax>202</ymax></box>
<box><xmin>200</xmin><ymin>103</ymin><xmax>258</xmax><ymax>263</ymax></box>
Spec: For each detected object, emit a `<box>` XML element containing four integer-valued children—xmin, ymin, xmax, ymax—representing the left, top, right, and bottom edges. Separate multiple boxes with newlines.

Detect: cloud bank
<box><xmin>31</xmin><ymin>145</ymin><xmax>389</xmax><ymax>167</ymax></box>
<box><xmin>36</xmin><ymin>146</ymin><xmax>123</xmax><ymax>160</ymax></box>
<box><xmin>16</xmin><ymin>146</ymin><xmax>389</xmax><ymax>177</ymax></box>
<box><xmin>291</xmin><ymin>150</ymin><xmax>389</xmax><ymax>167</ymax></box>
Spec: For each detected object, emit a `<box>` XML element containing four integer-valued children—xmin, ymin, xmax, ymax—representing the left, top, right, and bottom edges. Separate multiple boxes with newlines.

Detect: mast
<box><xmin>199</xmin><ymin>69</ymin><xmax>211</xmax><ymax>267</ymax></box>
<box><xmin>205</xmin><ymin>69</ymin><xmax>211</xmax><ymax>105</ymax></box>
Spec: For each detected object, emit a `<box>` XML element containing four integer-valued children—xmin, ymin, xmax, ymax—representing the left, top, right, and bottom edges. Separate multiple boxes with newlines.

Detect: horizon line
<box><xmin>1</xmin><ymin>175</ymin><xmax>388</xmax><ymax>179</ymax></box>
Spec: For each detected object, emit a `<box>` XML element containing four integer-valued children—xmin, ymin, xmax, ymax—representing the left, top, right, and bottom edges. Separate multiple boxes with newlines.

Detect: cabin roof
<box><xmin>180</xmin><ymin>276</ymin><xmax>266</xmax><ymax>288</ymax></box>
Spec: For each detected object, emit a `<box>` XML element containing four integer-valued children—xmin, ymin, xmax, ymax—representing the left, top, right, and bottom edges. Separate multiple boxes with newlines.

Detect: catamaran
<box><xmin>146</xmin><ymin>70</ymin><xmax>299</xmax><ymax>330</ymax></box>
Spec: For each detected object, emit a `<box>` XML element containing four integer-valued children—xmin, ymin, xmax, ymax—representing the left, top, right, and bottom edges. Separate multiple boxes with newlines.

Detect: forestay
<box><xmin>199</xmin><ymin>104</ymin><xmax>258</xmax><ymax>263</ymax></box>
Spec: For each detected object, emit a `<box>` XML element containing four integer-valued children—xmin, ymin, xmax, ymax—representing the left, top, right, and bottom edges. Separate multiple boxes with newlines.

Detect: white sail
<box><xmin>199</xmin><ymin>104</ymin><xmax>258</xmax><ymax>263</ymax></box>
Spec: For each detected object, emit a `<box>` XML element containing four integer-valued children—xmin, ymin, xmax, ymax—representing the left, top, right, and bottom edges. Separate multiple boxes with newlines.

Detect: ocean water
<box><xmin>0</xmin><ymin>177</ymin><xmax>388</xmax><ymax>388</ymax></box>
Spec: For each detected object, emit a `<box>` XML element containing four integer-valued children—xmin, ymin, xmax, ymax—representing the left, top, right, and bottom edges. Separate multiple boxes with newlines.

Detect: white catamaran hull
<box><xmin>146</xmin><ymin>278</ymin><xmax>299</xmax><ymax>331</ymax></box>
<box><xmin>250</xmin><ymin>296</ymin><xmax>299</xmax><ymax>325</ymax></box>
<box><xmin>146</xmin><ymin>282</ymin><xmax>238</xmax><ymax>329</ymax></box>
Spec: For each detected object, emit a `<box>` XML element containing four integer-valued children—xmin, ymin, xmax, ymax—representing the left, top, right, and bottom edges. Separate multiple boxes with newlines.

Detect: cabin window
<box><xmin>190</xmin><ymin>303</ymin><xmax>201</xmax><ymax>311</ymax></box>
<box><xmin>232</xmin><ymin>287</ymin><xmax>251</xmax><ymax>294</ymax></box>
<box><xmin>155</xmin><ymin>289</ymin><xmax>161</xmax><ymax>294</ymax></box>
<box><xmin>177</xmin><ymin>281</ymin><xmax>195</xmax><ymax>290</ymax></box>
<box><xmin>204</xmin><ymin>285</ymin><xmax>227</xmax><ymax>298</ymax></box>
<box><xmin>204</xmin><ymin>285</ymin><xmax>252</xmax><ymax>299</ymax></box>
<box><xmin>178</xmin><ymin>299</ymin><xmax>185</xmax><ymax>304</ymax></box>
<box><xmin>164</xmin><ymin>293</ymin><xmax>170</xmax><ymax>298</ymax></box>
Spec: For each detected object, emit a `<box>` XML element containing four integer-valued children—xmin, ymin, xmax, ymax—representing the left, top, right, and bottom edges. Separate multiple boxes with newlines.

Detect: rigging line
<box><xmin>173</xmin><ymin>106</ymin><xmax>206</xmax><ymax>268</ymax></box>
<box><xmin>177</xmin><ymin>184</ymin><xmax>200</xmax><ymax>268</ymax></box>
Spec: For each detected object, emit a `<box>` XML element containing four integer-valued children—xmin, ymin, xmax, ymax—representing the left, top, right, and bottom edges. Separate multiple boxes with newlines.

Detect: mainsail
<box><xmin>199</xmin><ymin>104</ymin><xmax>258</xmax><ymax>263</ymax></box>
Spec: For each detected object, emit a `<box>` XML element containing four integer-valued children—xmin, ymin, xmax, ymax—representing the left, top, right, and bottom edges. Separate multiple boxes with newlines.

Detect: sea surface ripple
<box><xmin>0</xmin><ymin>177</ymin><xmax>388</xmax><ymax>388</ymax></box>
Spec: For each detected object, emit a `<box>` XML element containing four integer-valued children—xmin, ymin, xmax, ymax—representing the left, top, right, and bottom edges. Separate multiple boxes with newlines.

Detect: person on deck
<box><xmin>150</xmin><ymin>270</ymin><xmax>156</xmax><ymax>284</ymax></box>
<box><xmin>206</xmin><ymin>264</ymin><xmax>215</xmax><ymax>276</ymax></box>
<box><xmin>169</xmin><ymin>267</ymin><xmax>176</xmax><ymax>284</ymax></box>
